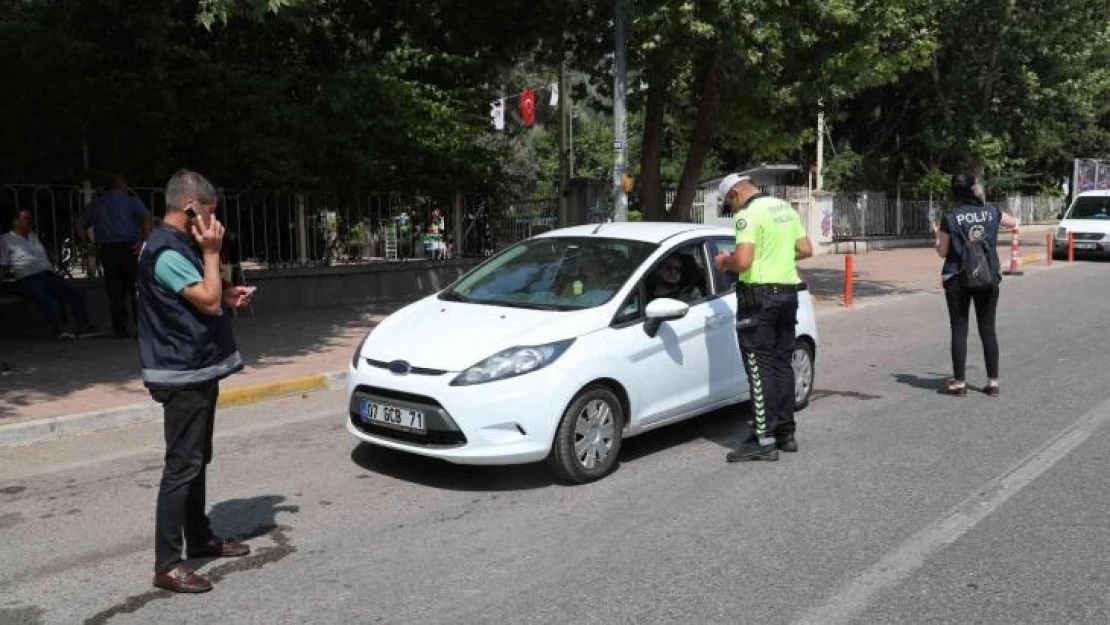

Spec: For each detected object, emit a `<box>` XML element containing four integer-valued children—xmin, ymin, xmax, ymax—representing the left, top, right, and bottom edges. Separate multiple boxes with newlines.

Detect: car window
<box><xmin>442</xmin><ymin>236</ymin><xmax>657</xmax><ymax>311</ymax></box>
<box><xmin>612</xmin><ymin>284</ymin><xmax>644</xmax><ymax>326</ymax></box>
<box><xmin>1067</xmin><ymin>196</ymin><xmax>1110</xmax><ymax>220</ymax></box>
<box><xmin>644</xmin><ymin>242</ymin><xmax>711</xmax><ymax>305</ymax></box>
<box><xmin>708</xmin><ymin>237</ymin><xmax>737</xmax><ymax>295</ymax></box>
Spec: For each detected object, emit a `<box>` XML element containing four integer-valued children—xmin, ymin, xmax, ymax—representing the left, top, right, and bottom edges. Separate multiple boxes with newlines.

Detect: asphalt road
<box><xmin>2</xmin><ymin>260</ymin><xmax>1109</xmax><ymax>625</ymax></box>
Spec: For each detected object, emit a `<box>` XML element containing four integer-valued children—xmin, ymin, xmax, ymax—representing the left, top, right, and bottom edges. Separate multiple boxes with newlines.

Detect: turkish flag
<box><xmin>520</xmin><ymin>89</ymin><xmax>536</xmax><ymax>127</ymax></box>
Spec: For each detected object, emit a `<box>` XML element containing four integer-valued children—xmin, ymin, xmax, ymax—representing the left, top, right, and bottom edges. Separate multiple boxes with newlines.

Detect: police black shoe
<box><xmin>776</xmin><ymin>434</ymin><xmax>798</xmax><ymax>453</ymax></box>
<box><xmin>727</xmin><ymin>440</ymin><xmax>779</xmax><ymax>463</ymax></box>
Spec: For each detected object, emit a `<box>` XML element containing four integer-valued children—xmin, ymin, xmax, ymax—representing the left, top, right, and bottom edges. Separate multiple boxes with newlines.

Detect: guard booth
<box><xmin>564</xmin><ymin>178</ymin><xmax>607</xmax><ymax>226</ymax></box>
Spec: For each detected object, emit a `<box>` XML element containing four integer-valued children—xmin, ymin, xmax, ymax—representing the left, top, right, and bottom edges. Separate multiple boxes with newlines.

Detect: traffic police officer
<box><xmin>713</xmin><ymin>174</ymin><xmax>813</xmax><ymax>462</ymax></box>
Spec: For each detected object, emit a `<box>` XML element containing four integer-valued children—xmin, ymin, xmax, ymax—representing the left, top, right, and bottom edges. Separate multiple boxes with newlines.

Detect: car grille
<box><xmin>364</xmin><ymin>359</ymin><xmax>448</xmax><ymax>376</ymax></box>
<box><xmin>348</xmin><ymin>386</ymin><xmax>466</xmax><ymax>447</ymax></box>
<box><xmin>1072</xmin><ymin>232</ymin><xmax>1106</xmax><ymax>241</ymax></box>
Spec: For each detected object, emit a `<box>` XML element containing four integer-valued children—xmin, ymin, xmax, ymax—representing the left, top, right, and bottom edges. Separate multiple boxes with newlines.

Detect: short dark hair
<box><xmin>950</xmin><ymin>172</ymin><xmax>982</xmax><ymax>202</ymax></box>
<box><xmin>165</xmin><ymin>169</ymin><xmax>218</xmax><ymax>212</ymax></box>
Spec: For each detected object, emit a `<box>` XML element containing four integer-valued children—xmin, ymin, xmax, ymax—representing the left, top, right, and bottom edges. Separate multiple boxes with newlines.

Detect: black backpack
<box><xmin>960</xmin><ymin>231</ymin><xmax>997</xmax><ymax>291</ymax></box>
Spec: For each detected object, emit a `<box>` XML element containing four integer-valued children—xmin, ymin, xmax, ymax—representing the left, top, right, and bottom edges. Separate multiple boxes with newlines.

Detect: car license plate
<box><xmin>360</xmin><ymin>399</ymin><xmax>426</xmax><ymax>433</ymax></box>
<box><xmin>1074</xmin><ymin>242</ymin><xmax>1097</xmax><ymax>250</ymax></box>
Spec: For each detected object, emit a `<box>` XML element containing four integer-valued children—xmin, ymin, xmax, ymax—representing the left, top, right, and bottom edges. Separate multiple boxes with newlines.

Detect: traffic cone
<box><xmin>1002</xmin><ymin>229</ymin><xmax>1023</xmax><ymax>276</ymax></box>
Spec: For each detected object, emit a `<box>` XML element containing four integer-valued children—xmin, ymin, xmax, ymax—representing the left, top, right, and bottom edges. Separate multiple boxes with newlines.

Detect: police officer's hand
<box><xmin>191</xmin><ymin>217</ymin><xmax>225</xmax><ymax>255</ymax></box>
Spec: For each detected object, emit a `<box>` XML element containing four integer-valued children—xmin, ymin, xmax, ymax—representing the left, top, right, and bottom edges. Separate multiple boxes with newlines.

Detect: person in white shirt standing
<box><xmin>1</xmin><ymin>208</ymin><xmax>97</xmax><ymax>340</ymax></box>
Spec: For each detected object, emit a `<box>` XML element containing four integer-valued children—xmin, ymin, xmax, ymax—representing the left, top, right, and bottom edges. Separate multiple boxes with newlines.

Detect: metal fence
<box><xmin>2</xmin><ymin>185</ymin><xmax>519</xmax><ymax>276</ymax></box>
<box><xmin>829</xmin><ymin>194</ymin><xmax>1065</xmax><ymax>240</ymax></box>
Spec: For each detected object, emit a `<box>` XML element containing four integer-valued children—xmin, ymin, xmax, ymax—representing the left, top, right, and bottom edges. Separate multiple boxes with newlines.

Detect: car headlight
<box><xmin>1056</xmin><ymin>227</ymin><xmax>1067</xmax><ymax>240</ymax></box>
<box><xmin>351</xmin><ymin>330</ymin><xmax>372</xmax><ymax>369</ymax></box>
<box><xmin>451</xmin><ymin>339</ymin><xmax>575</xmax><ymax>386</ymax></box>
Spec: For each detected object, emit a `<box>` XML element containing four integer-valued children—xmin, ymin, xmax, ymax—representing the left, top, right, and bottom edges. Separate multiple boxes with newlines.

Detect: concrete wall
<box><xmin>1</xmin><ymin>258</ymin><xmax>482</xmax><ymax>337</ymax></box>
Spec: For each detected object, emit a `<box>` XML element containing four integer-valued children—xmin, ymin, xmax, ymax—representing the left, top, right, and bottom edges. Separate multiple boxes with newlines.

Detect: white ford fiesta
<box><xmin>346</xmin><ymin>222</ymin><xmax>819</xmax><ymax>483</ymax></box>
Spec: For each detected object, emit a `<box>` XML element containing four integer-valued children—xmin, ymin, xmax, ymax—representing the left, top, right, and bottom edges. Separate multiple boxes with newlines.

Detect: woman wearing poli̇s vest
<box><xmin>933</xmin><ymin>173</ymin><xmax>1019</xmax><ymax>398</ymax></box>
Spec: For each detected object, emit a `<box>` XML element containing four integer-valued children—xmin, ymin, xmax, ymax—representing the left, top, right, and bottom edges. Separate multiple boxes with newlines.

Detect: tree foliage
<box><xmin>0</xmin><ymin>0</ymin><xmax>1108</xmax><ymax>207</ymax></box>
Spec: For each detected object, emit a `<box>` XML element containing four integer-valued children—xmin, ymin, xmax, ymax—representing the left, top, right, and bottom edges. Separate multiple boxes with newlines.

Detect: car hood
<box><xmin>1062</xmin><ymin>218</ymin><xmax>1110</xmax><ymax>235</ymax></box>
<box><xmin>359</xmin><ymin>295</ymin><xmax>607</xmax><ymax>371</ymax></box>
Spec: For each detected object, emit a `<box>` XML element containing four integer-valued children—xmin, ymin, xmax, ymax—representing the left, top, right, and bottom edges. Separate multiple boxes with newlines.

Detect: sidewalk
<box><xmin>0</xmin><ymin>224</ymin><xmax>1060</xmax><ymax>444</ymax></box>
<box><xmin>0</xmin><ymin>302</ymin><xmax>404</xmax><ymax>442</ymax></box>
<box><xmin>800</xmin><ymin>224</ymin><xmax>1057</xmax><ymax>305</ymax></box>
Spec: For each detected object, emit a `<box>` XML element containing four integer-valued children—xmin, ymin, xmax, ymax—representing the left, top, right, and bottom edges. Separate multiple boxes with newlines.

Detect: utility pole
<box><xmin>558</xmin><ymin>62</ymin><xmax>571</xmax><ymax>226</ymax></box>
<box><xmin>612</xmin><ymin>0</ymin><xmax>628</xmax><ymax>221</ymax></box>
<box><xmin>815</xmin><ymin>99</ymin><xmax>825</xmax><ymax>192</ymax></box>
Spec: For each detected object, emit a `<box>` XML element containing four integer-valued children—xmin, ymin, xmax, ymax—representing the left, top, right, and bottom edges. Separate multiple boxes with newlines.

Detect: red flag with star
<box><xmin>520</xmin><ymin>89</ymin><xmax>536</xmax><ymax>127</ymax></box>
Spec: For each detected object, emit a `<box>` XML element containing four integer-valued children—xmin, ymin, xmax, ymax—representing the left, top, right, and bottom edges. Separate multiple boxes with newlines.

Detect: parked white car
<box><xmin>1054</xmin><ymin>190</ymin><xmax>1110</xmax><ymax>259</ymax></box>
<box><xmin>345</xmin><ymin>222</ymin><xmax>819</xmax><ymax>483</ymax></box>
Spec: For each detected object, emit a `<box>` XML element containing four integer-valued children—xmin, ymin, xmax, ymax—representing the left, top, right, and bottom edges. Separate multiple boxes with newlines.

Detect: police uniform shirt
<box><xmin>734</xmin><ymin>194</ymin><xmax>805</xmax><ymax>285</ymax></box>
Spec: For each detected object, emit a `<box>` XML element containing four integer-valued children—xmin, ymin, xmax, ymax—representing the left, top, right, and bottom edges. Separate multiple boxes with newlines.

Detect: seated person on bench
<box><xmin>1</xmin><ymin>208</ymin><xmax>98</xmax><ymax>340</ymax></box>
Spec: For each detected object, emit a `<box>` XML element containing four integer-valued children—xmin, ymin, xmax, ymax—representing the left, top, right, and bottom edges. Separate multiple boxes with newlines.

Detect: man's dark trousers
<box><xmin>98</xmin><ymin>242</ymin><xmax>138</xmax><ymax>337</ymax></box>
<box><xmin>736</xmin><ymin>290</ymin><xmax>799</xmax><ymax>442</ymax></box>
<box><xmin>152</xmin><ymin>382</ymin><xmax>219</xmax><ymax>574</ymax></box>
<box><xmin>17</xmin><ymin>270</ymin><xmax>91</xmax><ymax>333</ymax></box>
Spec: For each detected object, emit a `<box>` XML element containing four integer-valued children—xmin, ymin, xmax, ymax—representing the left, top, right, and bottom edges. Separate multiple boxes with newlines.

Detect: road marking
<box><xmin>793</xmin><ymin>395</ymin><xmax>1110</xmax><ymax>625</ymax></box>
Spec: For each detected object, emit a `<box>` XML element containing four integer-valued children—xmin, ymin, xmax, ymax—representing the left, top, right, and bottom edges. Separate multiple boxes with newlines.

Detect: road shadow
<box><xmin>619</xmin><ymin>406</ymin><xmax>746</xmax><ymax>463</ymax></box>
<box><xmin>349</xmin><ymin>443</ymin><xmax>557</xmax><ymax>491</ymax></box>
<box><xmin>892</xmin><ymin>372</ymin><xmax>951</xmax><ymax>391</ymax></box>
<box><xmin>83</xmin><ymin>494</ymin><xmax>300</xmax><ymax>625</ymax></box>
<box><xmin>0</xmin><ymin>300</ymin><xmax>405</xmax><ymax>420</ymax></box>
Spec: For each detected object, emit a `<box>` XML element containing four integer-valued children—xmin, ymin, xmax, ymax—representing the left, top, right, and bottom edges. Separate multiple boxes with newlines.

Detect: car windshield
<box><xmin>442</xmin><ymin>237</ymin><xmax>658</xmax><ymax>311</ymax></box>
<box><xmin>1068</xmin><ymin>196</ymin><xmax>1110</xmax><ymax>220</ymax></box>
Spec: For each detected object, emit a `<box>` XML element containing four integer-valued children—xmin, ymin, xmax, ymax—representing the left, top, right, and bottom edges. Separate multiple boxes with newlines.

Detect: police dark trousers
<box><xmin>943</xmin><ymin>280</ymin><xmax>999</xmax><ymax>380</ymax></box>
<box><xmin>152</xmin><ymin>382</ymin><xmax>218</xmax><ymax>574</ymax></box>
<box><xmin>138</xmin><ymin>224</ymin><xmax>243</xmax><ymax>574</ymax></box>
<box><xmin>736</xmin><ymin>285</ymin><xmax>799</xmax><ymax>442</ymax></box>
<box><xmin>98</xmin><ymin>242</ymin><xmax>139</xmax><ymax>336</ymax></box>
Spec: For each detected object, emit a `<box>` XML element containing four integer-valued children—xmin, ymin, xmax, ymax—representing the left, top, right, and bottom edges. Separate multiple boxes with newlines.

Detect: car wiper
<box><xmin>440</xmin><ymin>291</ymin><xmax>469</xmax><ymax>303</ymax></box>
<box><xmin>491</xmin><ymin>301</ymin><xmax>565</xmax><ymax>311</ymax></box>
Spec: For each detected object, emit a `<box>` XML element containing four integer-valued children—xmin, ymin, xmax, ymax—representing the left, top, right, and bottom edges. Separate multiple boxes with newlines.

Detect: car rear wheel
<box><xmin>793</xmin><ymin>340</ymin><xmax>815</xmax><ymax>410</ymax></box>
<box><xmin>547</xmin><ymin>386</ymin><xmax>624</xmax><ymax>484</ymax></box>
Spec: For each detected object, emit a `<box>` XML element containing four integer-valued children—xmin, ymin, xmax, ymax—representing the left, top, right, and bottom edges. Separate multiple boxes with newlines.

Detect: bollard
<box><xmin>1046</xmin><ymin>232</ymin><xmax>1052</xmax><ymax>267</ymax></box>
<box><xmin>843</xmin><ymin>254</ymin><xmax>853</xmax><ymax>308</ymax></box>
<box><xmin>1068</xmin><ymin>231</ymin><xmax>1075</xmax><ymax>264</ymax></box>
<box><xmin>1003</xmin><ymin>228</ymin><xmax>1023</xmax><ymax>276</ymax></box>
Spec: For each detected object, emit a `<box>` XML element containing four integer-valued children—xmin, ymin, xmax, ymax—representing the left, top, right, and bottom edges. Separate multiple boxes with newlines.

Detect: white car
<box><xmin>1054</xmin><ymin>190</ymin><xmax>1110</xmax><ymax>259</ymax></box>
<box><xmin>345</xmin><ymin>222</ymin><xmax>819</xmax><ymax>483</ymax></box>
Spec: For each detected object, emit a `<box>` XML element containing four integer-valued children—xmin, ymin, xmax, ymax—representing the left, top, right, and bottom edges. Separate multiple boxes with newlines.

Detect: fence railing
<box><xmin>5</xmin><ymin>182</ymin><xmax>1066</xmax><ymax>276</ymax></box>
<box><xmin>829</xmin><ymin>194</ymin><xmax>1064</xmax><ymax>240</ymax></box>
<box><xmin>3</xmin><ymin>185</ymin><xmax>523</xmax><ymax>276</ymax></box>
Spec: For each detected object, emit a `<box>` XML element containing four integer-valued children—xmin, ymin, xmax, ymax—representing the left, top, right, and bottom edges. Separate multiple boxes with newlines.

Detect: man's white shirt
<box><xmin>0</xmin><ymin>231</ymin><xmax>54</xmax><ymax>279</ymax></box>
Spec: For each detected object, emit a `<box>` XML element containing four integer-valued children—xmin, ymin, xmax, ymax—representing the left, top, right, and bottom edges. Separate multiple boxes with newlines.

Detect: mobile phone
<box><xmin>185</xmin><ymin>204</ymin><xmax>197</xmax><ymax>220</ymax></box>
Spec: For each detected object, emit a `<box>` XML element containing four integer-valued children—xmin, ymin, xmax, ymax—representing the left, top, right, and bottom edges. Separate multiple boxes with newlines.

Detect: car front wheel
<box><xmin>793</xmin><ymin>340</ymin><xmax>815</xmax><ymax>410</ymax></box>
<box><xmin>547</xmin><ymin>386</ymin><xmax>624</xmax><ymax>484</ymax></box>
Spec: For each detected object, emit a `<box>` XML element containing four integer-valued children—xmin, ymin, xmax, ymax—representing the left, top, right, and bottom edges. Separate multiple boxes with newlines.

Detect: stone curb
<box><xmin>0</xmin><ymin>370</ymin><xmax>348</xmax><ymax>447</ymax></box>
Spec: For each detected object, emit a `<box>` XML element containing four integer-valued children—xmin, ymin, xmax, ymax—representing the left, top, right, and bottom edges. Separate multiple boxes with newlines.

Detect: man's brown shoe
<box><xmin>188</xmin><ymin>537</ymin><xmax>250</xmax><ymax>559</ymax></box>
<box><xmin>153</xmin><ymin>566</ymin><xmax>212</xmax><ymax>593</ymax></box>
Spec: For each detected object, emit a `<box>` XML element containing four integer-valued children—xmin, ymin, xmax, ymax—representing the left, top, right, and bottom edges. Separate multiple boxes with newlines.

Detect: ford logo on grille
<box><xmin>387</xmin><ymin>360</ymin><xmax>411</xmax><ymax>375</ymax></box>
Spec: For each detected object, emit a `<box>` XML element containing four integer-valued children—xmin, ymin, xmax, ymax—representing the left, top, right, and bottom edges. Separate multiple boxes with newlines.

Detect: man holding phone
<box><xmin>137</xmin><ymin>169</ymin><xmax>256</xmax><ymax>593</ymax></box>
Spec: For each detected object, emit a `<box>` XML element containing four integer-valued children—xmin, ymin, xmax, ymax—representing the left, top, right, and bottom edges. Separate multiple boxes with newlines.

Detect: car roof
<box><xmin>535</xmin><ymin>221</ymin><xmax>732</xmax><ymax>244</ymax></box>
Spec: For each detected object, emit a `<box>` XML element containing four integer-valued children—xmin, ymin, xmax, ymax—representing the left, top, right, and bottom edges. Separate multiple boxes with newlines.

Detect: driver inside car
<box><xmin>650</xmin><ymin>252</ymin><xmax>702</xmax><ymax>302</ymax></box>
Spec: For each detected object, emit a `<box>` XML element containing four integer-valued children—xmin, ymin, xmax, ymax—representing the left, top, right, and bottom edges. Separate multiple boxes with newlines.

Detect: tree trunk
<box><xmin>668</xmin><ymin>48</ymin><xmax>725</xmax><ymax>222</ymax></box>
<box><xmin>639</xmin><ymin>68</ymin><xmax>667</xmax><ymax>221</ymax></box>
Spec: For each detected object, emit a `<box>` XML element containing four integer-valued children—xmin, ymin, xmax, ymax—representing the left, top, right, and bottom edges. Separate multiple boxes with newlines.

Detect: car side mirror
<box><xmin>643</xmin><ymin>298</ymin><xmax>689</xmax><ymax>338</ymax></box>
<box><xmin>1056</xmin><ymin>212</ymin><xmax>1063</xmax><ymax>220</ymax></box>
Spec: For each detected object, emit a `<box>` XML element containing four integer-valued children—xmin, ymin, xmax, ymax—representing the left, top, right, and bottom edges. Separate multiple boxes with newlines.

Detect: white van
<box><xmin>1054</xmin><ymin>190</ymin><xmax>1110</xmax><ymax>259</ymax></box>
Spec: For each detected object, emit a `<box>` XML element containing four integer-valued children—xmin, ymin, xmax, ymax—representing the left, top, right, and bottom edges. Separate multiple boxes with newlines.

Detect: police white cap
<box><xmin>718</xmin><ymin>173</ymin><xmax>752</xmax><ymax>204</ymax></box>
